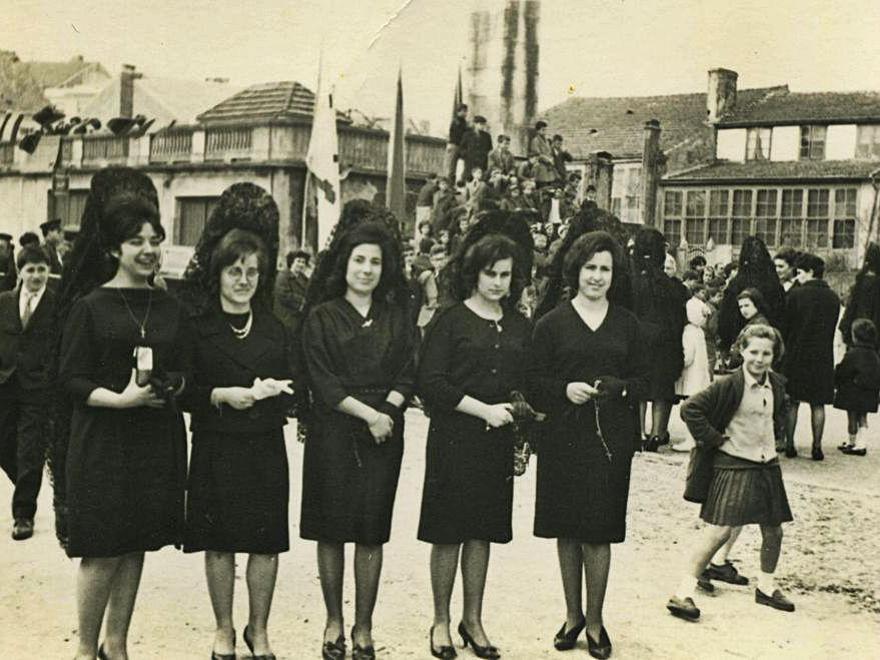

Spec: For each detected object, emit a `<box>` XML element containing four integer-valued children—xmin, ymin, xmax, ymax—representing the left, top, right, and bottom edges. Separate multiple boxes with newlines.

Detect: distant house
<box><xmin>542</xmin><ymin>77</ymin><xmax>787</xmax><ymax>224</ymax></box>
<box><xmin>28</xmin><ymin>55</ymin><xmax>111</xmax><ymax>116</ymax></box>
<box><xmin>542</xmin><ymin>69</ymin><xmax>880</xmax><ymax>264</ymax></box>
<box><xmin>0</xmin><ymin>78</ymin><xmax>445</xmax><ymax>259</ymax></box>
<box><xmin>664</xmin><ymin>74</ymin><xmax>880</xmax><ymax>265</ymax></box>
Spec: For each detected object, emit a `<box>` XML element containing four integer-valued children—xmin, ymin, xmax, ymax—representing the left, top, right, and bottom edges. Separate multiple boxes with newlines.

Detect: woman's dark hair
<box><xmin>562</xmin><ymin>231</ymin><xmax>627</xmax><ymax>304</ymax></box>
<box><xmin>454</xmin><ymin>234</ymin><xmax>526</xmax><ymax>308</ymax></box>
<box><xmin>737</xmin><ymin>287</ymin><xmax>769</xmax><ymax>318</ymax></box>
<box><xmin>16</xmin><ymin>245</ymin><xmax>50</xmax><ymax>270</ymax></box>
<box><xmin>318</xmin><ymin>221</ymin><xmax>408</xmax><ymax>304</ymax></box>
<box><xmin>207</xmin><ymin>229</ymin><xmax>268</xmax><ymax>299</ymax></box>
<box><xmin>689</xmin><ymin>255</ymin><xmax>707</xmax><ymax>269</ymax></box>
<box><xmin>774</xmin><ymin>247</ymin><xmax>800</xmax><ymax>268</ymax></box>
<box><xmin>795</xmin><ymin>252</ymin><xmax>825</xmax><ymax>279</ymax></box>
<box><xmin>858</xmin><ymin>242</ymin><xmax>880</xmax><ymax>277</ymax></box>
<box><xmin>286</xmin><ymin>250</ymin><xmax>310</xmax><ymax>268</ymax></box>
<box><xmin>101</xmin><ymin>193</ymin><xmax>164</xmax><ymax>251</ymax></box>
<box><xmin>852</xmin><ymin>318</ymin><xmax>879</xmax><ymax>348</ymax></box>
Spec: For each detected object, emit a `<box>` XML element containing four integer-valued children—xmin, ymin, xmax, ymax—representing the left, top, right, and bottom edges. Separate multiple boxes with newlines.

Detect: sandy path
<box><xmin>1</xmin><ymin>406</ymin><xmax>878</xmax><ymax>659</ymax></box>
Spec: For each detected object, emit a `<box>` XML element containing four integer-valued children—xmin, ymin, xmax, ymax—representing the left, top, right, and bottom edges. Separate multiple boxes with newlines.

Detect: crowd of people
<box><xmin>1</xmin><ymin>161</ymin><xmax>880</xmax><ymax>660</ymax></box>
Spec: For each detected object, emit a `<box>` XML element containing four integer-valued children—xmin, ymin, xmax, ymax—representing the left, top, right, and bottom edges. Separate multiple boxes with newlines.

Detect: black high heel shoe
<box><xmin>210</xmin><ymin>629</ymin><xmax>236</xmax><ymax>660</ymax></box>
<box><xmin>321</xmin><ymin>633</ymin><xmax>346</xmax><ymax>660</ymax></box>
<box><xmin>243</xmin><ymin>625</ymin><xmax>276</xmax><ymax>660</ymax></box>
<box><xmin>430</xmin><ymin>625</ymin><xmax>458</xmax><ymax>659</ymax></box>
<box><xmin>585</xmin><ymin>626</ymin><xmax>612</xmax><ymax>660</ymax></box>
<box><xmin>97</xmin><ymin>646</ymin><xmax>109</xmax><ymax>660</ymax></box>
<box><xmin>458</xmin><ymin>622</ymin><xmax>500</xmax><ymax>659</ymax></box>
<box><xmin>553</xmin><ymin>617</ymin><xmax>586</xmax><ymax>651</ymax></box>
<box><xmin>351</xmin><ymin>625</ymin><xmax>376</xmax><ymax>660</ymax></box>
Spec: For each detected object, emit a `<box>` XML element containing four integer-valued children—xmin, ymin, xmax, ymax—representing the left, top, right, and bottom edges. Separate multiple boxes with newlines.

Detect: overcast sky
<box><xmin>3</xmin><ymin>0</ymin><xmax>880</xmax><ymax>134</ymax></box>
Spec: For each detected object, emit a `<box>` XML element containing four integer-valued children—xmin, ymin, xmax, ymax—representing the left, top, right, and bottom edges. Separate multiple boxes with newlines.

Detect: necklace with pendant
<box><xmin>117</xmin><ymin>288</ymin><xmax>152</xmax><ymax>340</ymax></box>
<box><xmin>229</xmin><ymin>309</ymin><xmax>253</xmax><ymax>340</ymax></box>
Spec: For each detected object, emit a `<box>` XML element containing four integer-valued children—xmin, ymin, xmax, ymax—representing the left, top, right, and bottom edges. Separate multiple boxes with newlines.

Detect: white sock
<box><xmin>675</xmin><ymin>575</ymin><xmax>697</xmax><ymax>600</ymax></box>
<box><xmin>757</xmin><ymin>571</ymin><xmax>777</xmax><ymax>595</ymax></box>
<box><xmin>854</xmin><ymin>427</ymin><xmax>867</xmax><ymax>450</ymax></box>
<box><xmin>847</xmin><ymin>433</ymin><xmax>857</xmax><ymax>447</ymax></box>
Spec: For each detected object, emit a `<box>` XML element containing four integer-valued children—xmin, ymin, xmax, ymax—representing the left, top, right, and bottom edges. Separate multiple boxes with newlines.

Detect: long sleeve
<box><xmin>620</xmin><ymin>313</ymin><xmax>650</xmax><ymax>401</ymax></box>
<box><xmin>417</xmin><ymin>309</ymin><xmax>466</xmax><ymax>411</ymax></box>
<box><xmin>680</xmin><ymin>380</ymin><xmax>727</xmax><ymax>449</ymax></box>
<box><xmin>302</xmin><ymin>309</ymin><xmax>349</xmax><ymax>409</ymax></box>
<box><xmin>531</xmin><ymin>314</ymin><xmax>569</xmax><ymax>409</ymax></box>
<box><xmin>58</xmin><ymin>299</ymin><xmax>100</xmax><ymax>403</ymax></box>
<box><xmin>390</xmin><ymin>309</ymin><xmax>417</xmax><ymax>401</ymax></box>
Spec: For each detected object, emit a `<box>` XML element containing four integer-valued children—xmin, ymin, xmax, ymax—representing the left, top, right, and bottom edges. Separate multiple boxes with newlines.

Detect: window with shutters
<box><xmin>176</xmin><ymin>197</ymin><xmax>220</xmax><ymax>247</ymax></box>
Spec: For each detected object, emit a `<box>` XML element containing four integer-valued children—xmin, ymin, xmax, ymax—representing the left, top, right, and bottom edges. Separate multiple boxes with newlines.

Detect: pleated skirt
<box><xmin>700</xmin><ymin>452</ymin><xmax>793</xmax><ymax>526</ymax></box>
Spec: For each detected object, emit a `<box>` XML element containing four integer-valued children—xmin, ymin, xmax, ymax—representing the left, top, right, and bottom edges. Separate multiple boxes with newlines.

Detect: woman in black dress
<box><xmin>533</xmin><ymin>231</ymin><xmax>647</xmax><ymax>659</ymax></box>
<box><xmin>839</xmin><ymin>242</ymin><xmax>880</xmax><ymax>347</ymax></box>
<box><xmin>630</xmin><ymin>228</ymin><xmax>687</xmax><ymax>450</ymax></box>
<box><xmin>180</xmin><ymin>184</ymin><xmax>293</xmax><ymax>660</ymax></box>
<box><xmin>300</xmin><ymin>221</ymin><xmax>415</xmax><ymax>660</ymax></box>
<box><xmin>56</xmin><ymin>167</ymin><xmax>190</xmax><ymax>660</ymax></box>
<box><xmin>418</xmin><ymin>232</ymin><xmax>533</xmax><ymax>659</ymax></box>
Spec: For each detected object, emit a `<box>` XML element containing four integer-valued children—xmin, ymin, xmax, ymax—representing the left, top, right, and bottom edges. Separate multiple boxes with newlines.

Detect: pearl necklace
<box><xmin>229</xmin><ymin>309</ymin><xmax>253</xmax><ymax>340</ymax></box>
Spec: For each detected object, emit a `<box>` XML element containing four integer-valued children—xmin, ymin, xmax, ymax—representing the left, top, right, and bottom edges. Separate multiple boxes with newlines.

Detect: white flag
<box><xmin>304</xmin><ymin>58</ymin><xmax>341</xmax><ymax>251</ymax></box>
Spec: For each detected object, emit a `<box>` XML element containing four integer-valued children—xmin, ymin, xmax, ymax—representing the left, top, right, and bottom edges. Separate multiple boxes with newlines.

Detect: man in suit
<box><xmin>273</xmin><ymin>249</ymin><xmax>311</xmax><ymax>330</ymax></box>
<box><xmin>460</xmin><ymin>115</ymin><xmax>493</xmax><ymax>183</ymax></box>
<box><xmin>0</xmin><ymin>233</ymin><xmax>15</xmax><ymax>292</ymax></box>
<box><xmin>529</xmin><ymin>120</ymin><xmax>558</xmax><ymax>188</ymax></box>
<box><xmin>446</xmin><ymin>104</ymin><xmax>469</xmax><ymax>184</ymax></box>
<box><xmin>39</xmin><ymin>218</ymin><xmax>64</xmax><ymax>281</ymax></box>
<box><xmin>487</xmin><ymin>134</ymin><xmax>516</xmax><ymax>176</ymax></box>
<box><xmin>0</xmin><ymin>245</ymin><xmax>56</xmax><ymax>540</ymax></box>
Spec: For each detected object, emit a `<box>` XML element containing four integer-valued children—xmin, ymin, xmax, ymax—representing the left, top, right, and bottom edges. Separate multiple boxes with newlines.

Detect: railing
<box><xmin>0</xmin><ymin>142</ymin><xmax>13</xmax><ymax>165</ymax></box>
<box><xmin>205</xmin><ymin>127</ymin><xmax>252</xmax><ymax>161</ymax></box>
<box><xmin>150</xmin><ymin>129</ymin><xmax>193</xmax><ymax>163</ymax></box>
<box><xmin>82</xmin><ymin>135</ymin><xmax>130</xmax><ymax>163</ymax></box>
<box><xmin>337</xmin><ymin>128</ymin><xmax>445</xmax><ymax>176</ymax></box>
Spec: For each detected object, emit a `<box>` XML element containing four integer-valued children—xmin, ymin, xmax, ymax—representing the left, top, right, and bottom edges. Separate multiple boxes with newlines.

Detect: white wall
<box><xmin>826</xmin><ymin>124</ymin><xmax>858</xmax><ymax>160</ymax></box>
<box><xmin>716</xmin><ymin>128</ymin><xmax>746</xmax><ymax>161</ymax></box>
<box><xmin>770</xmin><ymin>126</ymin><xmax>799</xmax><ymax>161</ymax></box>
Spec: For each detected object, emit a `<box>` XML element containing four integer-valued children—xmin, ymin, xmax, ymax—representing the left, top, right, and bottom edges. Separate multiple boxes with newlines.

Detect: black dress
<box><xmin>781</xmin><ymin>279</ymin><xmax>840</xmax><ymax>404</ymax></box>
<box><xmin>417</xmin><ymin>303</ymin><xmax>533</xmax><ymax>544</ymax></box>
<box><xmin>300</xmin><ymin>297</ymin><xmax>416</xmax><ymax>545</ymax></box>
<box><xmin>532</xmin><ymin>303</ymin><xmax>647</xmax><ymax>543</ymax></box>
<box><xmin>833</xmin><ymin>344</ymin><xmax>880</xmax><ymax>413</ymax></box>
<box><xmin>58</xmin><ymin>287</ymin><xmax>189</xmax><ymax>558</ymax></box>
<box><xmin>182</xmin><ymin>307</ymin><xmax>293</xmax><ymax>554</ymax></box>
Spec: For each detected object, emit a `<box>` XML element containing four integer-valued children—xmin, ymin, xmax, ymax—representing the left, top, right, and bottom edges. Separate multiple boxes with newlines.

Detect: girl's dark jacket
<box><xmin>834</xmin><ymin>343</ymin><xmax>880</xmax><ymax>413</ymax></box>
<box><xmin>680</xmin><ymin>369</ymin><xmax>788</xmax><ymax>503</ymax></box>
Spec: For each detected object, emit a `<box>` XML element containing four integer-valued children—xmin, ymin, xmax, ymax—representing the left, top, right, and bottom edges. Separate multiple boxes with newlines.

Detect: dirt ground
<box><xmin>1</xmin><ymin>405</ymin><xmax>878</xmax><ymax>659</ymax></box>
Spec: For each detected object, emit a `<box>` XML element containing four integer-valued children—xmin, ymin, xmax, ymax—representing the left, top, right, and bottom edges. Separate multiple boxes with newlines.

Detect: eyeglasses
<box><xmin>225</xmin><ymin>266</ymin><xmax>260</xmax><ymax>281</ymax></box>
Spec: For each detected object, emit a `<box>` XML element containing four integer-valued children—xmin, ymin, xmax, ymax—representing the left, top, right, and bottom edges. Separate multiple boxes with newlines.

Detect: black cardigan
<box><xmin>680</xmin><ymin>369</ymin><xmax>787</xmax><ymax>503</ymax></box>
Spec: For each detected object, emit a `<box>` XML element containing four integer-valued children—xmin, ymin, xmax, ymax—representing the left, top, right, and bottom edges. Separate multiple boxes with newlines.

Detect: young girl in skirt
<box><xmin>666</xmin><ymin>324</ymin><xmax>795</xmax><ymax>621</ymax></box>
<box><xmin>834</xmin><ymin>319</ymin><xmax>880</xmax><ymax>456</ymax></box>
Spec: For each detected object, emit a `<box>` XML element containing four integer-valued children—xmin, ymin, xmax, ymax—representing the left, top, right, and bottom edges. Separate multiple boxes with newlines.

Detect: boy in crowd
<box><xmin>0</xmin><ymin>246</ymin><xmax>56</xmax><ymax>540</ymax></box>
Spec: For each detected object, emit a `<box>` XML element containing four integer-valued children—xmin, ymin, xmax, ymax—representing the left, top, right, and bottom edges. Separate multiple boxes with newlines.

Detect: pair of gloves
<box><xmin>593</xmin><ymin>376</ymin><xmax>628</xmax><ymax>399</ymax></box>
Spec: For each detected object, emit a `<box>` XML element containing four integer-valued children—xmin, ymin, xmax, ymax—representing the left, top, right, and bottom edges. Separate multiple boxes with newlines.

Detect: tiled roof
<box><xmin>664</xmin><ymin>159</ymin><xmax>880</xmax><ymax>184</ymax></box>
<box><xmin>198</xmin><ymin>81</ymin><xmax>350</xmax><ymax>124</ymax></box>
<box><xmin>24</xmin><ymin>57</ymin><xmax>108</xmax><ymax>88</ymax></box>
<box><xmin>718</xmin><ymin>91</ymin><xmax>880</xmax><ymax>126</ymax></box>
<box><xmin>541</xmin><ymin>86</ymin><xmax>787</xmax><ymax>159</ymax></box>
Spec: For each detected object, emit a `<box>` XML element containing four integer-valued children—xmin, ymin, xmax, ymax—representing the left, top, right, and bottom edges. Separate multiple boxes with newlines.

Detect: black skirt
<box><xmin>300</xmin><ymin>409</ymin><xmax>404</xmax><ymax>545</ymax></box>
<box><xmin>417</xmin><ymin>414</ymin><xmax>514</xmax><ymax>545</ymax></box>
<box><xmin>700</xmin><ymin>452</ymin><xmax>793</xmax><ymax>527</ymax></box>
<box><xmin>184</xmin><ymin>428</ymin><xmax>290</xmax><ymax>554</ymax></box>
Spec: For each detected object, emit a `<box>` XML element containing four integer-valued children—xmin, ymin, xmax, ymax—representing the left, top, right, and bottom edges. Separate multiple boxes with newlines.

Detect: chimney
<box><xmin>119</xmin><ymin>64</ymin><xmax>139</xmax><ymax>119</ymax></box>
<box><xmin>640</xmin><ymin>119</ymin><xmax>662</xmax><ymax>228</ymax></box>
<box><xmin>707</xmin><ymin>68</ymin><xmax>737</xmax><ymax>122</ymax></box>
<box><xmin>584</xmin><ymin>151</ymin><xmax>614</xmax><ymax>210</ymax></box>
